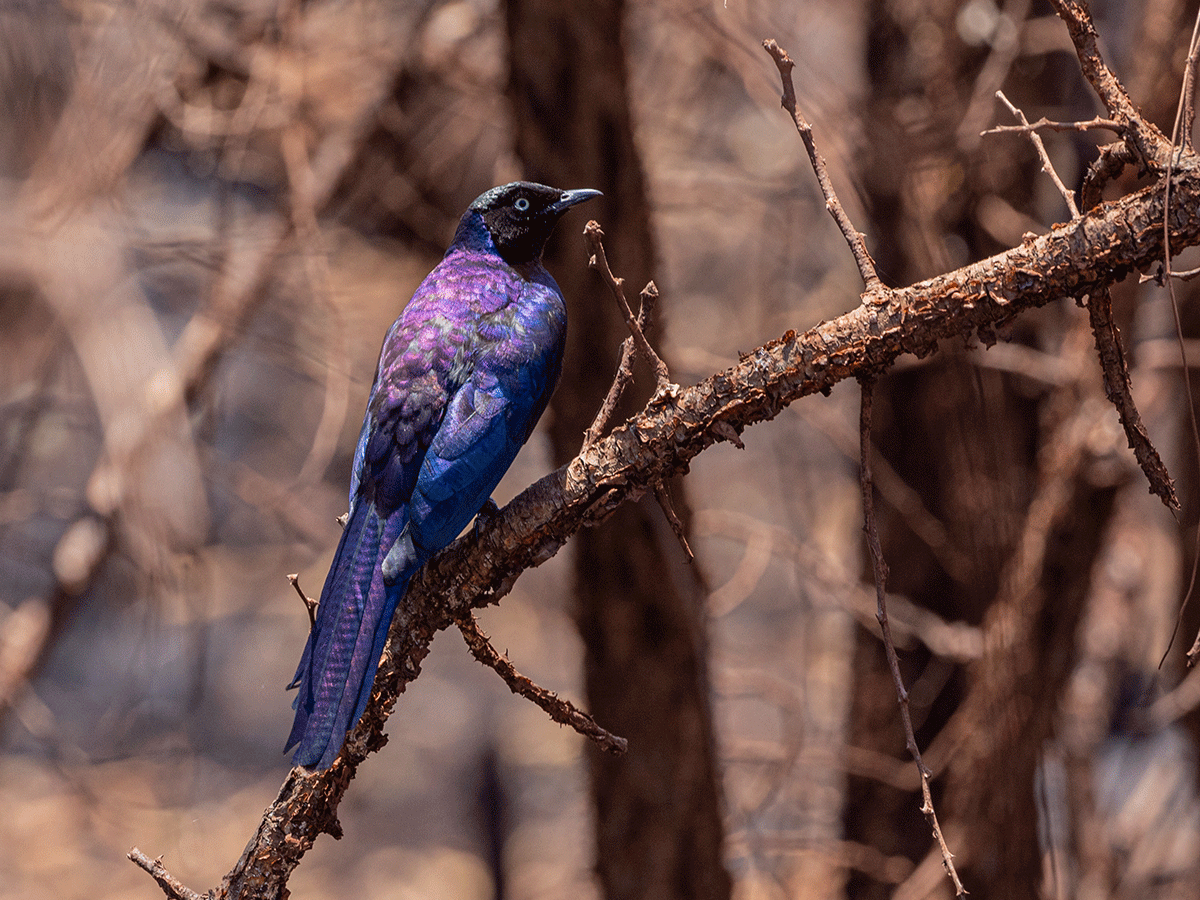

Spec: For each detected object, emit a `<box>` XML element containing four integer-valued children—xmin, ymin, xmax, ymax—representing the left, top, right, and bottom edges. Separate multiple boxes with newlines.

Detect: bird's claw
<box><xmin>473</xmin><ymin>498</ymin><xmax>501</xmax><ymax>538</ymax></box>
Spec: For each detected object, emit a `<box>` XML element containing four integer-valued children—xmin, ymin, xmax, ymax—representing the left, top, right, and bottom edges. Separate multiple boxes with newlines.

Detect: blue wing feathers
<box><xmin>286</xmin><ymin>234</ymin><xmax>569</xmax><ymax>770</ymax></box>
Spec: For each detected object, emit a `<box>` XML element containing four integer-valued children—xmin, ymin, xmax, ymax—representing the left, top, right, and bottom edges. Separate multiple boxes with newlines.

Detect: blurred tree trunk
<box><xmin>849</xmin><ymin>1</ymin><xmax>1115</xmax><ymax>897</ymax></box>
<box><xmin>504</xmin><ymin>3</ymin><xmax>731</xmax><ymax>900</ymax></box>
<box><xmin>847</xmin><ymin>0</ymin><xmax>1200</xmax><ymax>893</ymax></box>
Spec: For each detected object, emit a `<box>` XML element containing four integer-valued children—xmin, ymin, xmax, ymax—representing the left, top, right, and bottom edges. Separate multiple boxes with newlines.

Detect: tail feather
<box><xmin>286</xmin><ymin>499</ymin><xmax>409</xmax><ymax>769</ymax></box>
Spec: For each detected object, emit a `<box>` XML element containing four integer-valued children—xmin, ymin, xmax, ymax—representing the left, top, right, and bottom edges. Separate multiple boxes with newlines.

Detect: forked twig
<box><xmin>584</xmin><ymin>280</ymin><xmax>659</xmax><ymax>447</ymax></box>
<box><xmin>994</xmin><ymin>91</ymin><xmax>1080</xmax><ymax>218</ymax></box>
<box><xmin>454</xmin><ymin>611</ymin><xmax>628</xmax><ymax>754</ymax></box>
<box><xmin>581</xmin><ymin>225</ymin><xmax>693</xmax><ymax>558</ymax></box>
<box><xmin>585</xmin><ymin>221</ymin><xmax>672</xmax><ymax>390</ymax></box>
<box><xmin>859</xmin><ymin>378</ymin><xmax>966</xmax><ymax>898</ymax></box>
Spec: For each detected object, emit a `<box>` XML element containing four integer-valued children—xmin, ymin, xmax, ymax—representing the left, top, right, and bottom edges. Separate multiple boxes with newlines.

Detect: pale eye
<box><xmin>514</xmin><ymin>197</ymin><xmax>530</xmax><ymax>212</ymax></box>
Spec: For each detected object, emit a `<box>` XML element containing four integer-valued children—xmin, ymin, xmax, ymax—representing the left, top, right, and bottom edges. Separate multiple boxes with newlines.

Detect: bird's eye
<box><xmin>514</xmin><ymin>197</ymin><xmax>530</xmax><ymax>212</ymax></box>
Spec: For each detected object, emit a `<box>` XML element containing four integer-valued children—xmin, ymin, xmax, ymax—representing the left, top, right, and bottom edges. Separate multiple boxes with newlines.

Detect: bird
<box><xmin>286</xmin><ymin>181</ymin><xmax>601</xmax><ymax>770</ymax></box>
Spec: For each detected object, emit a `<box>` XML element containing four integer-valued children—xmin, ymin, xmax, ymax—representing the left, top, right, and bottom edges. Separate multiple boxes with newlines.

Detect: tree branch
<box><xmin>859</xmin><ymin>378</ymin><xmax>966</xmax><ymax>897</ymax></box>
<box><xmin>454</xmin><ymin>611</ymin><xmax>628</xmax><ymax>753</ymax></box>
<box><xmin>128</xmin><ymin>151</ymin><xmax>1200</xmax><ymax>900</ymax></box>
<box><xmin>763</xmin><ymin>39</ymin><xmax>883</xmax><ymax>293</ymax></box>
<box><xmin>1047</xmin><ymin>0</ymin><xmax>1175</xmax><ymax>166</ymax></box>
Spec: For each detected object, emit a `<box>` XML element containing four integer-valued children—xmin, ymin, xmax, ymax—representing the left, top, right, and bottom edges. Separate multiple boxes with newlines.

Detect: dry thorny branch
<box><xmin>130</xmin><ymin>3</ymin><xmax>1200</xmax><ymax>898</ymax></box>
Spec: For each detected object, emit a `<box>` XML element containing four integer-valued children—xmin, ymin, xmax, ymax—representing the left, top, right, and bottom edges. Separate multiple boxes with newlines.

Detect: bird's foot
<box><xmin>473</xmin><ymin>498</ymin><xmax>501</xmax><ymax>538</ymax></box>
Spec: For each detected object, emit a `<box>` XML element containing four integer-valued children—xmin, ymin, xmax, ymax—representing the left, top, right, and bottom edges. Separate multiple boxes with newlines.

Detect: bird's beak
<box><xmin>551</xmin><ymin>189</ymin><xmax>603</xmax><ymax>213</ymax></box>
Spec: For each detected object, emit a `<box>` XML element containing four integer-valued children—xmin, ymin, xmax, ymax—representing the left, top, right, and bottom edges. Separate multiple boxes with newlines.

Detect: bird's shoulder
<box><xmin>427</xmin><ymin>245</ymin><xmax>556</xmax><ymax>313</ymax></box>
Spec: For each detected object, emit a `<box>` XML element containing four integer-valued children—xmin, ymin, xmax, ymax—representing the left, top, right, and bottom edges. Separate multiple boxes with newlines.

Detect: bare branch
<box><xmin>653</xmin><ymin>482</ymin><xmax>694</xmax><ymax>560</ymax></box>
<box><xmin>859</xmin><ymin>378</ymin><xmax>966</xmax><ymax>898</ymax></box>
<box><xmin>1161</xmin><ymin>7</ymin><xmax>1200</xmax><ymax>665</ymax></box>
<box><xmin>583</xmin><ymin>280</ymin><xmax>659</xmax><ymax>447</ymax></box>
<box><xmin>1080</xmin><ymin>140</ymin><xmax>1135</xmax><ymax>211</ymax></box>
<box><xmin>994</xmin><ymin>90</ymin><xmax>1081</xmax><ymax>218</ymax></box>
<box><xmin>983</xmin><ymin>114</ymin><xmax>1124</xmax><ymax>139</ymax></box>
<box><xmin>455</xmin><ymin>612</ymin><xmax>628</xmax><ymax>753</ymax></box>
<box><xmin>762</xmin><ymin>39</ymin><xmax>883</xmax><ymax>293</ymax></box>
<box><xmin>584</xmin><ymin>221</ymin><xmax>673</xmax><ymax>390</ymax></box>
<box><xmin>129</xmin><ymin>150</ymin><xmax>1200</xmax><ymax>899</ymax></box>
<box><xmin>127</xmin><ymin>849</ymin><xmax>208</xmax><ymax>900</ymax></box>
<box><xmin>1047</xmin><ymin>0</ymin><xmax>1174</xmax><ymax>166</ymax></box>
<box><xmin>1086</xmin><ymin>288</ymin><xmax>1177</xmax><ymax>507</ymax></box>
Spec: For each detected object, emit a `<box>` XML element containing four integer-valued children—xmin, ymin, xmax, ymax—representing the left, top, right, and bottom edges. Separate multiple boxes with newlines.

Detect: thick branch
<box><xmin>1048</xmin><ymin>0</ymin><xmax>1174</xmax><ymax>165</ymax></box>
<box><xmin>1087</xmin><ymin>287</ymin><xmax>1178</xmax><ymax>507</ymax></box>
<box><xmin>149</xmin><ymin>159</ymin><xmax>1200</xmax><ymax>899</ymax></box>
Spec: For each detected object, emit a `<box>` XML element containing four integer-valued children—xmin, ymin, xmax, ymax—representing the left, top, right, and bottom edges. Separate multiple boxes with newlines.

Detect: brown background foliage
<box><xmin>2</xmin><ymin>2</ymin><xmax>1200</xmax><ymax>899</ymax></box>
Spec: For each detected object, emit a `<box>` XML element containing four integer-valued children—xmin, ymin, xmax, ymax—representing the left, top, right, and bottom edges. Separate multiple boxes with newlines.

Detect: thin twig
<box><xmin>127</xmin><ymin>849</ymin><xmax>207</xmax><ymax>900</ymax></box>
<box><xmin>584</xmin><ymin>222</ymin><xmax>672</xmax><ymax>390</ymax></box>
<box><xmin>1161</xmin><ymin>266</ymin><xmax>1200</xmax><ymax>281</ymax></box>
<box><xmin>763</xmin><ymin>39</ymin><xmax>883</xmax><ymax>294</ymax></box>
<box><xmin>1161</xmin><ymin>7</ymin><xmax>1200</xmax><ymax>666</ymax></box>
<box><xmin>1085</xmin><ymin>287</ymin><xmax>1177</xmax><ymax>507</ymax></box>
<box><xmin>583</xmin><ymin>281</ymin><xmax>658</xmax><ymax>447</ymax></box>
<box><xmin>454</xmin><ymin>612</ymin><xmax>628</xmax><ymax>754</ymax></box>
<box><xmin>983</xmin><ymin>114</ymin><xmax>1124</xmax><ymax>138</ymax></box>
<box><xmin>654</xmin><ymin>482</ymin><xmax>694</xmax><ymax>559</ymax></box>
<box><xmin>859</xmin><ymin>378</ymin><xmax>966</xmax><ymax>898</ymax></box>
<box><xmin>994</xmin><ymin>91</ymin><xmax>1080</xmax><ymax>218</ymax></box>
<box><xmin>288</xmin><ymin>573</ymin><xmax>318</xmax><ymax>628</ymax></box>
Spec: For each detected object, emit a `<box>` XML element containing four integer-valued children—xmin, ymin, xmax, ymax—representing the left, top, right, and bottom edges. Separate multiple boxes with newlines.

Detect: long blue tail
<box><xmin>286</xmin><ymin>499</ymin><xmax>410</xmax><ymax>769</ymax></box>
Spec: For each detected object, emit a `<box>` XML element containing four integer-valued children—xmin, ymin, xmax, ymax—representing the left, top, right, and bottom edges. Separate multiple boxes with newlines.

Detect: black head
<box><xmin>470</xmin><ymin>181</ymin><xmax>602</xmax><ymax>265</ymax></box>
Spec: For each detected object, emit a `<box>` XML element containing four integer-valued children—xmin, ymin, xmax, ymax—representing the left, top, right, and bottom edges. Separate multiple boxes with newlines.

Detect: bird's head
<box><xmin>467</xmin><ymin>181</ymin><xmax>602</xmax><ymax>265</ymax></box>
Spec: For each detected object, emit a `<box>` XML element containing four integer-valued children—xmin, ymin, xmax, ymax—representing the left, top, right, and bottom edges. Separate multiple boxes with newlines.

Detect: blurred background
<box><xmin>3</xmin><ymin>1</ymin><xmax>1200</xmax><ymax>898</ymax></box>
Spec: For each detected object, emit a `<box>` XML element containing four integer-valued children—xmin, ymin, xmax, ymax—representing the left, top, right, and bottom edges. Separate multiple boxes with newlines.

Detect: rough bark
<box><xmin>180</xmin><ymin>156</ymin><xmax>1200</xmax><ymax>900</ymax></box>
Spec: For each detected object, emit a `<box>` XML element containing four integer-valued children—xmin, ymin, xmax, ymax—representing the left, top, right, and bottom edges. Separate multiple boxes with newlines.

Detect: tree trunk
<box><xmin>504</xmin><ymin>3</ymin><xmax>731</xmax><ymax>899</ymax></box>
